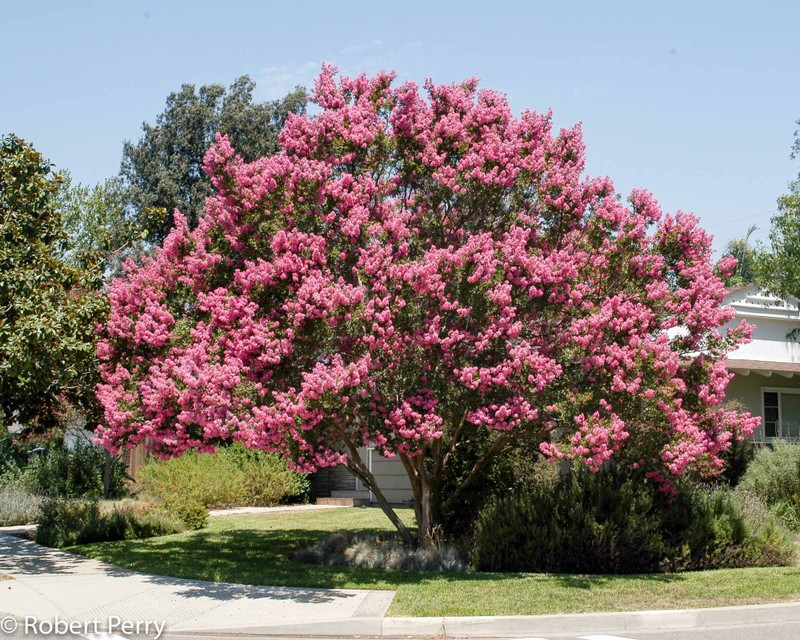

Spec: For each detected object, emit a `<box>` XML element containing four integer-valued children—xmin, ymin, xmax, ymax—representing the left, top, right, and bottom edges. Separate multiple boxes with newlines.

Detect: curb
<box><xmin>167</xmin><ymin>601</ymin><xmax>800</xmax><ymax>637</ymax></box>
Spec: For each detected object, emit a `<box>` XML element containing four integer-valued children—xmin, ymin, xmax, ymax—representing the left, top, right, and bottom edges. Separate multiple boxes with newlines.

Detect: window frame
<box><xmin>761</xmin><ymin>386</ymin><xmax>800</xmax><ymax>441</ymax></box>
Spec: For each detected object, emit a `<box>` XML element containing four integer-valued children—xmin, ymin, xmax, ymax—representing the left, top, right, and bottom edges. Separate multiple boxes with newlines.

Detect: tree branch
<box><xmin>441</xmin><ymin>432</ymin><xmax>514</xmax><ymax>513</ymax></box>
<box><xmin>340</xmin><ymin>435</ymin><xmax>415</xmax><ymax>546</ymax></box>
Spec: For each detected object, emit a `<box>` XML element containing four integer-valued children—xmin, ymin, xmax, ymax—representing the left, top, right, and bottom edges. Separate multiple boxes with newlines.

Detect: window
<box><xmin>762</xmin><ymin>388</ymin><xmax>800</xmax><ymax>440</ymax></box>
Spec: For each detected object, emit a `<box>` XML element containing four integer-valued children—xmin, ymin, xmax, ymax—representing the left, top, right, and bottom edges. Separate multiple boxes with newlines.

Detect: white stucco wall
<box><xmin>725</xmin><ymin>316</ymin><xmax>800</xmax><ymax>363</ymax></box>
<box><xmin>723</xmin><ymin>286</ymin><xmax>800</xmax><ymax>364</ymax></box>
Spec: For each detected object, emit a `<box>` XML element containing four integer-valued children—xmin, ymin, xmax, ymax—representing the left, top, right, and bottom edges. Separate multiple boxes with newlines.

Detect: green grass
<box><xmin>72</xmin><ymin>507</ymin><xmax>800</xmax><ymax>617</ymax></box>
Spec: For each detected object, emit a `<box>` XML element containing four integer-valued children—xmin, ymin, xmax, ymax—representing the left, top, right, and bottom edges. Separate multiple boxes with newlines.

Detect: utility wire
<box><xmin>705</xmin><ymin>209</ymin><xmax>777</xmax><ymax>229</ymax></box>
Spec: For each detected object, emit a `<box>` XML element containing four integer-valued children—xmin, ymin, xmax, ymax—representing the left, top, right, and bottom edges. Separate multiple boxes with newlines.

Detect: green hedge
<box><xmin>135</xmin><ymin>443</ymin><xmax>309</xmax><ymax>510</ymax></box>
<box><xmin>472</xmin><ymin>465</ymin><xmax>796</xmax><ymax>573</ymax></box>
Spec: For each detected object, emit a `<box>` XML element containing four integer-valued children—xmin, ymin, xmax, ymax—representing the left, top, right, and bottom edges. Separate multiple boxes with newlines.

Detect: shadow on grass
<box><xmin>72</xmin><ymin>524</ymin><xmax>695</xmax><ymax>593</ymax></box>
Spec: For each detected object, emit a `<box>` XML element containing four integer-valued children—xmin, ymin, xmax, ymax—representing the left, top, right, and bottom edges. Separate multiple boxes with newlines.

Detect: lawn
<box><xmin>73</xmin><ymin>507</ymin><xmax>800</xmax><ymax>617</ymax></box>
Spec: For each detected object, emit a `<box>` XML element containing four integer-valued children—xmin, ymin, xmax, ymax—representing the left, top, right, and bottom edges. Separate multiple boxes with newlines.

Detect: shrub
<box><xmin>433</xmin><ymin>436</ymin><xmax>558</xmax><ymax>541</ymax></box>
<box><xmin>472</xmin><ymin>465</ymin><xmax>669</xmax><ymax>573</ymax></box>
<box><xmin>0</xmin><ymin>435</ymin><xmax>29</xmax><ymax>482</ymax></box>
<box><xmin>227</xmin><ymin>445</ymin><xmax>310</xmax><ymax>506</ymax></box>
<box><xmin>666</xmin><ymin>488</ymin><xmax>795</xmax><ymax>570</ymax></box>
<box><xmin>295</xmin><ymin>532</ymin><xmax>468</xmax><ymax>572</ymax></box>
<box><xmin>20</xmin><ymin>444</ymin><xmax>128</xmax><ymax>499</ymax></box>
<box><xmin>0</xmin><ymin>488</ymin><xmax>41</xmax><ymax>526</ymax></box>
<box><xmin>164</xmin><ymin>495</ymin><xmax>208</xmax><ymax>530</ymax></box>
<box><xmin>135</xmin><ymin>443</ymin><xmax>308</xmax><ymax>510</ymax></box>
<box><xmin>773</xmin><ymin>499</ymin><xmax>800</xmax><ymax>530</ymax></box>
<box><xmin>739</xmin><ymin>440</ymin><xmax>800</xmax><ymax>506</ymax></box>
<box><xmin>472</xmin><ymin>466</ymin><xmax>797</xmax><ymax>574</ymax></box>
<box><xmin>35</xmin><ymin>498</ymin><xmax>184</xmax><ymax>548</ymax></box>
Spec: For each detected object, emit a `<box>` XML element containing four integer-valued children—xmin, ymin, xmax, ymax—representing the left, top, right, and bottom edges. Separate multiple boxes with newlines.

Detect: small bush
<box><xmin>229</xmin><ymin>445</ymin><xmax>310</xmax><ymax>506</ymax></box>
<box><xmin>0</xmin><ymin>488</ymin><xmax>41</xmax><ymax>526</ymax></box>
<box><xmin>773</xmin><ymin>498</ymin><xmax>800</xmax><ymax>530</ymax></box>
<box><xmin>35</xmin><ymin>499</ymin><xmax>184</xmax><ymax>548</ymax></box>
<box><xmin>667</xmin><ymin>488</ymin><xmax>796</xmax><ymax>570</ymax></box>
<box><xmin>20</xmin><ymin>444</ymin><xmax>128</xmax><ymax>499</ymax></box>
<box><xmin>166</xmin><ymin>496</ymin><xmax>209</xmax><ymax>530</ymax></box>
<box><xmin>739</xmin><ymin>440</ymin><xmax>800</xmax><ymax>506</ymax></box>
<box><xmin>295</xmin><ymin>532</ymin><xmax>468</xmax><ymax>572</ymax></box>
<box><xmin>0</xmin><ymin>435</ymin><xmax>29</xmax><ymax>482</ymax></box>
<box><xmin>135</xmin><ymin>443</ymin><xmax>308</xmax><ymax>510</ymax></box>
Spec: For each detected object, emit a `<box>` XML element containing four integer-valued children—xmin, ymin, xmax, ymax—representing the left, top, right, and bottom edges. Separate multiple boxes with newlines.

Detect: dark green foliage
<box><xmin>0</xmin><ymin>433</ymin><xmax>29</xmax><ymax>479</ymax></box>
<box><xmin>21</xmin><ymin>443</ymin><xmax>128</xmax><ymax>499</ymax></box>
<box><xmin>0</xmin><ymin>134</ymin><xmax>106</xmax><ymax>430</ymax></box>
<box><xmin>473</xmin><ymin>465</ymin><xmax>669</xmax><ymax>573</ymax></box>
<box><xmin>35</xmin><ymin>498</ymin><xmax>184</xmax><ymax>548</ymax></box>
<box><xmin>718</xmin><ymin>433</ymin><xmax>755</xmax><ymax>486</ymax></box>
<box><xmin>120</xmin><ymin>77</ymin><xmax>306</xmax><ymax>242</ymax></box>
<box><xmin>432</xmin><ymin>433</ymin><xmax>554</xmax><ymax>539</ymax></box>
<box><xmin>472</xmin><ymin>466</ymin><xmax>796</xmax><ymax>573</ymax></box>
<box><xmin>666</xmin><ymin>489</ymin><xmax>777</xmax><ymax>570</ymax></box>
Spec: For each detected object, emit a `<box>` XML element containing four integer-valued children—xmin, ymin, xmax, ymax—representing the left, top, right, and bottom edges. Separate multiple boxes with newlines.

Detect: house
<box><xmin>723</xmin><ymin>284</ymin><xmax>800</xmax><ymax>442</ymax></box>
<box><xmin>312</xmin><ymin>448</ymin><xmax>413</xmax><ymax>505</ymax></box>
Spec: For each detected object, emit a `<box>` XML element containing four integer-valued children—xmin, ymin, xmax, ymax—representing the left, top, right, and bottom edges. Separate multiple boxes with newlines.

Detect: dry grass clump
<box><xmin>294</xmin><ymin>531</ymin><xmax>468</xmax><ymax>573</ymax></box>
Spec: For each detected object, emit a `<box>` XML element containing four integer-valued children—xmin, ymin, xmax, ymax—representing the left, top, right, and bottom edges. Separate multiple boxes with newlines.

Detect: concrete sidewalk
<box><xmin>1</xmin><ymin>530</ymin><xmax>799</xmax><ymax>638</ymax></box>
<box><xmin>0</xmin><ymin>532</ymin><xmax>393</xmax><ymax>636</ymax></box>
<box><xmin>207</xmin><ymin>503</ymin><xmax>348</xmax><ymax>517</ymax></box>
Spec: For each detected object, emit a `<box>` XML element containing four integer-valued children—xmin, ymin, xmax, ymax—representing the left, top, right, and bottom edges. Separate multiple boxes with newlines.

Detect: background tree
<box><xmin>57</xmin><ymin>172</ymin><xmax>145</xmax><ymax>279</ymax></box>
<box><xmin>719</xmin><ymin>224</ymin><xmax>758</xmax><ymax>287</ymax></box>
<box><xmin>0</xmin><ymin>134</ymin><xmax>106</xmax><ymax>431</ymax></box>
<box><xmin>97</xmin><ymin>68</ymin><xmax>758</xmax><ymax>547</ymax></box>
<box><xmin>120</xmin><ymin>76</ymin><xmax>306</xmax><ymax>242</ymax></box>
<box><xmin>757</xmin><ymin>119</ymin><xmax>800</xmax><ymax>299</ymax></box>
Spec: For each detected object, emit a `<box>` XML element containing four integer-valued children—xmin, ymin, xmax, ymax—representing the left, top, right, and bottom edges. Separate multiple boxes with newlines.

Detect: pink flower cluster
<box><xmin>95</xmin><ymin>65</ymin><xmax>757</xmax><ymax>486</ymax></box>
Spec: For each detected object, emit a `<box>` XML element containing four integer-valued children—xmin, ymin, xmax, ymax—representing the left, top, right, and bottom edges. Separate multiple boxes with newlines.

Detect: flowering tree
<box><xmin>96</xmin><ymin>66</ymin><xmax>758</xmax><ymax>546</ymax></box>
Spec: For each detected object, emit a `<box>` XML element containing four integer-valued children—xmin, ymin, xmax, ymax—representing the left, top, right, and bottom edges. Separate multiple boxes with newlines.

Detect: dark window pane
<box><xmin>765</xmin><ymin>421</ymin><xmax>778</xmax><ymax>438</ymax></box>
<box><xmin>764</xmin><ymin>391</ymin><xmax>779</xmax><ymax>407</ymax></box>
<box><xmin>764</xmin><ymin>407</ymin><xmax>779</xmax><ymax>423</ymax></box>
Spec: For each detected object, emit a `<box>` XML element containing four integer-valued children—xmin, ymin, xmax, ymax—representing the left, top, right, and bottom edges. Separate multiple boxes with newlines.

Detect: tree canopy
<box><xmin>120</xmin><ymin>76</ymin><xmax>306</xmax><ymax>242</ymax></box>
<box><xmin>0</xmin><ymin>134</ymin><xmax>105</xmax><ymax>430</ymax></box>
<box><xmin>57</xmin><ymin>172</ymin><xmax>144</xmax><ymax>279</ymax></box>
<box><xmin>756</xmin><ymin>119</ymin><xmax>800</xmax><ymax>299</ymax></box>
<box><xmin>97</xmin><ymin>67</ymin><xmax>758</xmax><ymax>546</ymax></box>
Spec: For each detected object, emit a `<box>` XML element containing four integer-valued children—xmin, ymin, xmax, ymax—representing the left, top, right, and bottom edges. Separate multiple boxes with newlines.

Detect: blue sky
<box><xmin>2</xmin><ymin>0</ymin><xmax>798</xmax><ymax>253</ymax></box>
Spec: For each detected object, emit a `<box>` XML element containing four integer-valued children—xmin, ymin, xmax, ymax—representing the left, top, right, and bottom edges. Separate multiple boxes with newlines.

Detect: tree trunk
<box><xmin>341</xmin><ymin>440</ymin><xmax>416</xmax><ymax>547</ymax></box>
<box><xmin>103</xmin><ymin>450</ymin><xmax>113</xmax><ymax>498</ymax></box>
<box><xmin>415</xmin><ymin>458</ymin><xmax>434</xmax><ymax>549</ymax></box>
<box><xmin>399</xmin><ymin>452</ymin><xmax>435</xmax><ymax>549</ymax></box>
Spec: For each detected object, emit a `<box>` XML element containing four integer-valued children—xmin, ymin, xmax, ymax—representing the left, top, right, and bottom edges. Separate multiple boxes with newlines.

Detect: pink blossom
<box><xmin>96</xmin><ymin>65</ymin><xmax>755</xmax><ymax>491</ymax></box>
